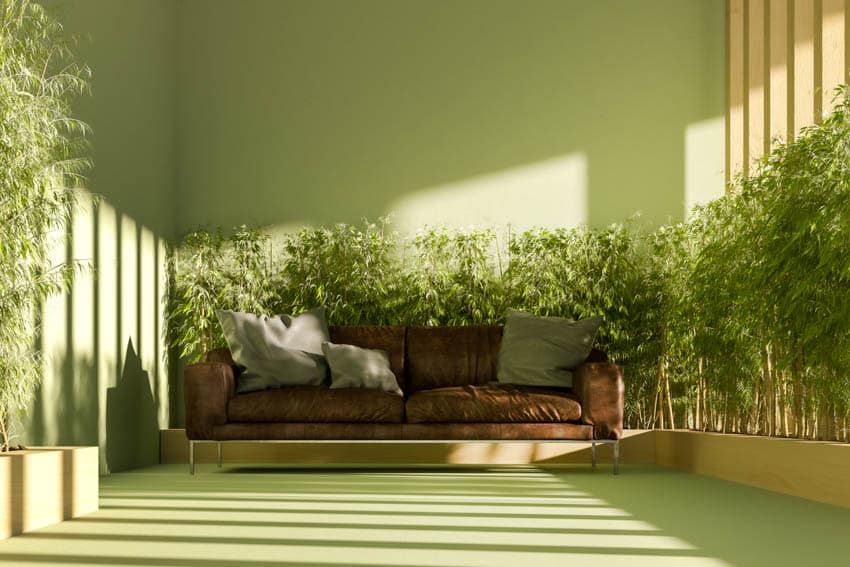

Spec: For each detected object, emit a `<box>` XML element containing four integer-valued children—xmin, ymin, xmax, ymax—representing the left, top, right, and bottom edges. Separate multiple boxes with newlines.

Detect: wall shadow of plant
<box><xmin>106</xmin><ymin>339</ymin><xmax>158</xmax><ymax>472</ymax></box>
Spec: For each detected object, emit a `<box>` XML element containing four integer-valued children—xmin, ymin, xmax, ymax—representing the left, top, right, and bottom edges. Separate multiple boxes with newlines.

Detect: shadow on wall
<box><xmin>106</xmin><ymin>340</ymin><xmax>159</xmax><ymax>472</ymax></box>
<box><xmin>23</xmin><ymin>195</ymin><xmax>170</xmax><ymax>475</ymax></box>
<box><xmin>26</xmin><ymin>353</ymin><xmax>98</xmax><ymax>451</ymax></box>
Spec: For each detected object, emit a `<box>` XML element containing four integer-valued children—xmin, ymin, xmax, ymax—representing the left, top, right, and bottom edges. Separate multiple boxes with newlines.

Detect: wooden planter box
<box><xmin>0</xmin><ymin>446</ymin><xmax>98</xmax><ymax>540</ymax></box>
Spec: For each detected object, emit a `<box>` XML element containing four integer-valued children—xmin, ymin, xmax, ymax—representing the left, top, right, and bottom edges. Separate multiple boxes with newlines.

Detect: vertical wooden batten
<box><xmin>729</xmin><ymin>0</ymin><xmax>747</xmax><ymax>183</ymax></box>
<box><xmin>750</xmin><ymin>0</ymin><xmax>768</xmax><ymax>163</ymax></box>
<box><xmin>794</xmin><ymin>0</ymin><xmax>816</xmax><ymax>133</ymax></box>
<box><xmin>814</xmin><ymin>0</ymin><xmax>824</xmax><ymax>121</ymax></box>
<box><xmin>770</xmin><ymin>0</ymin><xmax>790</xmax><ymax>143</ymax></box>
<box><xmin>822</xmin><ymin>0</ymin><xmax>846</xmax><ymax>112</ymax></box>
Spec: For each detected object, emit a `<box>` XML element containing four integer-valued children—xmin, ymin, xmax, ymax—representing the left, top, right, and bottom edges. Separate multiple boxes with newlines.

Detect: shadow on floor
<box><xmin>1</xmin><ymin>464</ymin><xmax>849</xmax><ymax>566</ymax></box>
<box><xmin>552</xmin><ymin>466</ymin><xmax>850</xmax><ymax>566</ymax></box>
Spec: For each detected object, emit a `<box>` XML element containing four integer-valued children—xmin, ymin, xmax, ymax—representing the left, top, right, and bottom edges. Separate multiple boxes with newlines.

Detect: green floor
<box><xmin>0</xmin><ymin>464</ymin><xmax>848</xmax><ymax>566</ymax></box>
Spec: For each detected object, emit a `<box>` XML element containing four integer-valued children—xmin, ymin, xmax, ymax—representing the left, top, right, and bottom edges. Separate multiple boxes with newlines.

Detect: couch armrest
<box><xmin>573</xmin><ymin>362</ymin><xmax>624</xmax><ymax>440</ymax></box>
<box><xmin>184</xmin><ymin>362</ymin><xmax>236</xmax><ymax>440</ymax></box>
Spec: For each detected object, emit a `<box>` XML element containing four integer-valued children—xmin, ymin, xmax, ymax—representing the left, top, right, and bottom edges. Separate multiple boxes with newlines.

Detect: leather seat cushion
<box><xmin>405</xmin><ymin>384</ymin><xmax>582</xmax><ymax>423</ymax></box>
<box><xmin>227</xmin><ymin>386</ymin><xmax>405</xmax><ymax>423</ymax></box>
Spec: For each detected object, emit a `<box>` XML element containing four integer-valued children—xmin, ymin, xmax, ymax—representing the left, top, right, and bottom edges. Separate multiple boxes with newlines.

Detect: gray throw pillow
<box><xmin>217</xmin><ymin>308</ymin><xmax>330</xmax><ymax>393</ymax></box>
<box><xmin>497</xmin><ymin>309</ymin><xmax>601</xmax><ymax>388</ymax></box>
<box><xmin>322</xmin><ymin>341</ymin><xmax>403</xmax><ymax>396</ymax></box>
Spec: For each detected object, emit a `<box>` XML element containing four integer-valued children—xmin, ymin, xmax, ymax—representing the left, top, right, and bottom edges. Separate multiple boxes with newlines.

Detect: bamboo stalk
<box><xmin>0</xmin><ymin>414</ymin><xmax>7</xmax><ymax>452</ymax></box>
<box><xmin>705</xmin><ymin>375</ymin><xmax>713</xmax><ymax>432</ymax></box>
<box><xmin>780</xmin><ymin>370</ymin><xmax>789</xmax><ymax>436</ymax></box>
<box><xmin>752</xmin><ymin>365</ymin><xmax>761</xmax><ymax>434</ymax></box>
<box><xmin>704</xmin><ymin>368</ymin><xmax>711</xmax><ymax>431</ymax></box>
<box><xmin>665</xmin><ymin>363</ymin><xmax>675</xmax><ymax>429</ymax></box>
<box><xmin>792</xmin><ymin>353</ymin><xmax>804</xmax><ymax>438</ymax></box>
<box><xmin>766</xmin><ymin>345</ymin><xmax>775</xmax><ymax>436</ymax></box>
<box><xmin>650</xmin><ymin>372</ymin><xmax>660</xmax><ymax>429</ymax></box>
<box><xmin>695</xmin><ymin>359</ymin><xmax>702</xmax><ymax>431</ymax></box>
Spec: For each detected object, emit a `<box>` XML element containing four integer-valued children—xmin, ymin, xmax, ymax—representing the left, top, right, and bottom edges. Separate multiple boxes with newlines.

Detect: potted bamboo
<box><xmin>0</xmin><ymin>0</ymin><xmax>97</xmax><ymax>539</ymax></box>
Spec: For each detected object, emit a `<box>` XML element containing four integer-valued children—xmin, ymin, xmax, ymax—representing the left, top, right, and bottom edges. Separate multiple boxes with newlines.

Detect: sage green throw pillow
<box><xmin>497</xmin><ymin>309</ymin><xmax>602</xmax><ymax>388</ymax></box>
<box><xmin>217</xmin><ymin>308</ymin><xmax>330</xmax><ymax>393</ymax></box>
<box><xmin>322</xmin><ymin>341</ymin><xmax>403</xmax><ymax>396</ymax></box>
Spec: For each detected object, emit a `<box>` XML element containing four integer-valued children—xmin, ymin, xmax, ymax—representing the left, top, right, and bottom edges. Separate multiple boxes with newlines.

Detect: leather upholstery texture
<box><xmin>206</xmin><ymin>347</ymin><xmax>239</xmax><ymax>370</ymax></box>
<box><xmin>227</xmin><ymin>386</ymin><xmax>405</xmax><ymax>423</ymax></box>
<box><xmin>213</xmin><ymin>422</ymin><xmax>404</xmax><ymax>440</ymax></box>
<box><xmin>211</xmin><ymin>422</ymin><xmax>592</xmax><ymax>441</ymax></box>
<box><xmin>406</xmin><ymin>326</ymin><xmax>503</xmax><ymax>393</ymax></box>
<box><xmin>184</xmin><ymin>325</ymin><xmax>624</xmax><ymax>442</ymax></box>
<box><xmin>184</xmin><ymin>362</ymin><xmax>236</xmax><ymax>440</ymax></box>
<box><xmin>573</xmin><ymin>362</ymin><xmax>625</xmax><ymax>440</ymax></box>
<box><xmin>401</xmin><ymin>422</ymin><xmax>593</xmax><ymax>440</ymax></box>
<box><xmin>405</xmin><ymin>384</ymin><xmax>581</xmax><ymax>423</ymax></box>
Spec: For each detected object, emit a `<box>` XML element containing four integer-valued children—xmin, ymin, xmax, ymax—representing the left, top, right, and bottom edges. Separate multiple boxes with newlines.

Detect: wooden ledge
<box><xmin>0</xmin><ymin>446</ymin><xmax>98</xmax><ymax>540</ymax></box>
<box><xmin>162</xmin><ymin>428</ymin><xmax>850</xmax><ymax>509</ymax></box>
<box><xmin>655</xmin><ymin>430</ymin><xmax>850</xmax><ymax>509</ymax></box>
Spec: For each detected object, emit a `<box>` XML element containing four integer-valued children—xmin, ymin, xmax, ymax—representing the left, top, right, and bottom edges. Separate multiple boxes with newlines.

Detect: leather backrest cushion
<box><xmin>206</xmin><ymin>347</ymin><xmax>244</xmax><ymax>376</ymax></box>
<box><xmin>406</xmin><ymin>326</ymin><xmax>503</xmax><ymax>393</ymax></box>
<box><xmin>329</xmin><ymin>326</ymin><xmax>406</xmax><ymax>391</ymax></box>
<box><xmin>587</xmin><ymin>348</ymin><xmax>608</xmax><ymax>363</ymax></box>
<box><xmin>208</xmin><ymin>326</ymin><xmax>605</xmax><ymax>394</ymax></box>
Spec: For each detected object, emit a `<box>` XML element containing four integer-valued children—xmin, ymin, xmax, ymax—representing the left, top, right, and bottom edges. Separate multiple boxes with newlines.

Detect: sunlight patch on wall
<box><xmin>685</xmin><ymin>117</ymin><xmax>725</xmax><ymax>218</ymax></box>
<box><xmin>120</xmin><ymin>214</ymin><xmax>138</xmax><ymax>361</ymax></box>
<box><xmin>38</xmin><ymin>215</ymin><xmax>70</xmax><ymax>447</ymax></box>
<box><xmin>140</xmin><ymin>227</ymin><xmax>157</xmax><ymax>408</ymax></box>
<box><xmin>26</xmin><ymin>195</ymin><xmax>170</xmax><ymax>475</ymax></box>
<box><xmin>97</xmin><ymin>199</ymin><xmax>118</xmax><ymax>474</ymax></box>
<box><xmin>156</xmin><ymin>237</ymin><xmax>169</xmax><ymax>429</ymax></box>
<box><xmin>386</xmin><ymin>153</ymin><xmax>588</xmax><ymax>234</ymax></box>
<box><xmin>70</xmin><ymin>195</ymin><xmax>97</xmax><ymax>445</ymax></box>
<box><xmin>263</xmin><ymin>221</ymin><xmax>317</xmax><ymax>248</ymax></box>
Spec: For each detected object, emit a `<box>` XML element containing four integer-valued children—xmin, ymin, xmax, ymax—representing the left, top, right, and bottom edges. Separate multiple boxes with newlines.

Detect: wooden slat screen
<box><xmin>727</xmin><ymin>0</ymin><xmax>850</xmax><ymax>184</ymax></box>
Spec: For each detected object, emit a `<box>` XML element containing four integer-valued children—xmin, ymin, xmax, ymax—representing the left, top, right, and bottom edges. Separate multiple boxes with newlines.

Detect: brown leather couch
<box><xmin>184</xmin><ymin>325</ymin><xmax>625</xmax><ymax>473</ymax></box>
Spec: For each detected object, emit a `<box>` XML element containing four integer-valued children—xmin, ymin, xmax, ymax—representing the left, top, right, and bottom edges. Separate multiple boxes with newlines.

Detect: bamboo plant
<box><xmin>0</xmin><ymin>0</ymin><xmax>89</xmax><ymax>451</ymax></box>
<box><xmin>168</xmin><ymin>92</ymin><xmax>850</xmax><ymax>443</ymax></box>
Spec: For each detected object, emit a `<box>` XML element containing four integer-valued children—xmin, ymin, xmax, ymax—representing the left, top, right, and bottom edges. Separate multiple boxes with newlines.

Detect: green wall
<box><xmin>176</xmin><ymin>0</ymin><xmax>725</xmax><ymax>235</ymax></box>
<box><xmin>24</xmin><ymin>0</ymin><xmax>176</xmax><ymax>474</ymax></box>
<box><xmin>22</xmin><ymin>0</ymin><xmax>725</xmax><ymax>466</ymax></box>
<box><xmin>48</xmin><ymin>0</ymin><xmax>178</xmax><ymax>238</ymax></box>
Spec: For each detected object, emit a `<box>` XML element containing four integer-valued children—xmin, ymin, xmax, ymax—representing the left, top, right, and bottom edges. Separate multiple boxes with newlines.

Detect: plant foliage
<box><xmin>0</xmin><ymin>0</ymin><xmax>89</xmax><ymax>450</ymax></box>
<box><xmin>169</xmin><ymin>90</ymin><xmax>850</xmax><ymax>443</ymax></box>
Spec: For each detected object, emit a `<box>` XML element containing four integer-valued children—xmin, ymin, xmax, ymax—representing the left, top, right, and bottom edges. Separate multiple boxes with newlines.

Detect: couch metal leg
<box><xmin>189</xmin><ymin>440</ymin><xmax>195</xmax><ymax>475</ymax></box>
<box><xmin>591</xmin><ymin>442</ymin><xmax>597</xmax><ymax>469</ymax></box>
<box><xmin>217</xmin><ymin>442</ymin><xmax>222</xmax><ymax>468</ymax></box>
<box><xmin>613</xmin><ymin>440</ymin><xmax>620</xmax><ymax>475</ymax></box>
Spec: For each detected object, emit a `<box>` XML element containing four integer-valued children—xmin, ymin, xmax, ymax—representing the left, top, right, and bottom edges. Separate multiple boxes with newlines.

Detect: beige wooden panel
<box><xmin>160</xmin><ymin>429</ymin><xmax>656</xmax><ymax>466</ymax></box>
<box><xmin>0</xmin><ymin>457</ymin><xmax>8</xmax><ymax>540</ymax></box>
<box><xmin>822</xmin><ymin>0</ymin><xmax>846</xmax><ymax>114</ymax></box>
<box><xmin>57</xmin><ymin>446</ymin><xmax>99</xmax><ymax>519</ymax></box>
<box><xmin>794</xmin><ymin>0</ymin><xmax>816</xmax><ymax>134</ymax></box>
<box><xmin>656</xmin><ymin>430</ymin><xmax>850</xmax><ymax>510</ymax></box>
<box><xmin>770</xmin><ymin>0</ymin><xmax>790</xmax><ymax>143</ymax></box>
<box><xmin>846</xmin><ymin>0</ymin><xmax>850</xmax><ymax>83</ymax></box>
<box><xmin>0</xmin><ymin>447</ymin><xmax>98</xmax><ymax>540</ymax></box>
<box><xmin>729</xmin><ymin>0</ymin><xmax>746</xmax><ymax>180</ymax></box>
<box><xmin>749</xmin><ymin>0</ymin><xmax>767</xmax><ymax>162</ymax></box>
